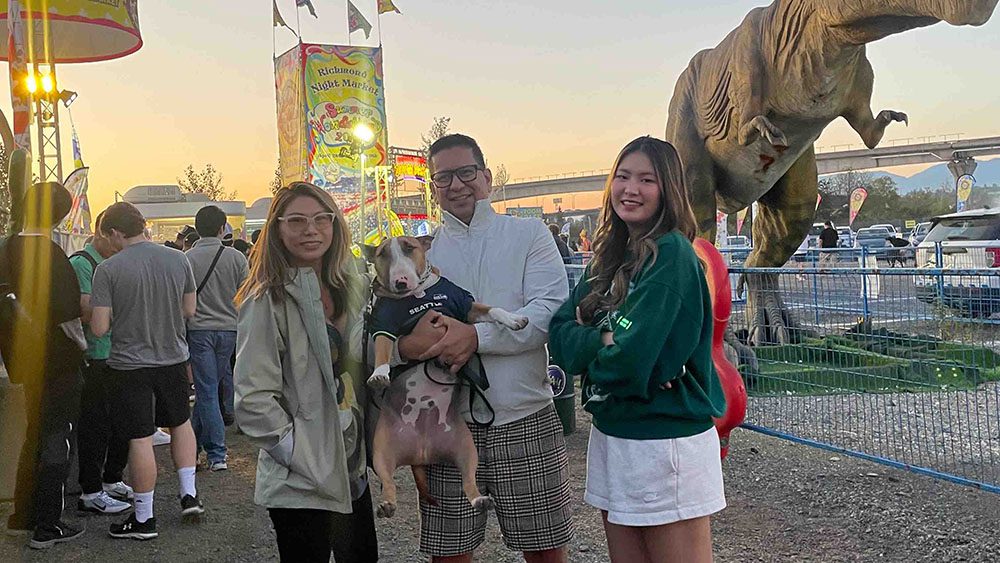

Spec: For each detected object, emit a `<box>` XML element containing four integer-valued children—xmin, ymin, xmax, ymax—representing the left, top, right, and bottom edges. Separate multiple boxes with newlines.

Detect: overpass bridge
<box><xmin>492</xmin><ymin>135</ymin><xmax>1000</xmax><ymax>203</ymax></box>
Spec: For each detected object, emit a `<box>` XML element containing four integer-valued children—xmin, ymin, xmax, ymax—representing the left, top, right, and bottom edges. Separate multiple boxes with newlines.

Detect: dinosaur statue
<box><xmin>666</xmin><ymin>0</ymin><xmax>998</xmax><ymax>346</ymax></box>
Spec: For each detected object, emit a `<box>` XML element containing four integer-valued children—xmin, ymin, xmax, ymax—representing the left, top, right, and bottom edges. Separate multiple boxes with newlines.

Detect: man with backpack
<box><xmin>70</xmin><ymin>210</ymin><xmax>133</xmax><ymax>515</ymax></box>
<box><xmin>184</xmin><ymin>206</ymin><xmax>248</xmax><ymax>471</ymax></box>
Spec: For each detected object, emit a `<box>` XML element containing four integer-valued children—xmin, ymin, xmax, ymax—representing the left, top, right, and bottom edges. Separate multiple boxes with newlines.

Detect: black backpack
<box><xmin>70</xmin><ymin>250</ymin><xmax>99</xmax><ymax>281</ymax></box>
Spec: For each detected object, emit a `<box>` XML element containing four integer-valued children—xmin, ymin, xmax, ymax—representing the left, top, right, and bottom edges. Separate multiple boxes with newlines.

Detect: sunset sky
<box><xmin>3</xmin><ymin>0</ymin><xmax>1000</xmax><ymax>215</ymax></box>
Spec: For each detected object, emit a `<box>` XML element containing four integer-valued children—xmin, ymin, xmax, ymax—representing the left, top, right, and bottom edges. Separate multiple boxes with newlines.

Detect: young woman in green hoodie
<box><xmin>549</xmin><ymin>137</ymin><xmax>727</xmax><ymax>563</ymax></box>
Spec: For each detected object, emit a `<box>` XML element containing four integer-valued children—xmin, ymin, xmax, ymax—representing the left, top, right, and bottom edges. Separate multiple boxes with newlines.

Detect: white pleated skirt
<box><xmin>584</xmin><ymin>425</ymin><xmax>727</xmax><ymax>526</ymax></box>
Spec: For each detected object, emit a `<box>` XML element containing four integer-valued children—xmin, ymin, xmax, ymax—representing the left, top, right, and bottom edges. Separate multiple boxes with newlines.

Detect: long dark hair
<box><xmin>578</xmin><ymin>137</ymin><xmax>697</xmax><ymax>322</ymax></box>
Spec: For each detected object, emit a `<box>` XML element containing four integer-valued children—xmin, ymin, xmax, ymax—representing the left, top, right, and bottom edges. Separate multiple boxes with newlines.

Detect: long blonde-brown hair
<box><xmin>578</xmin><ymin>137</ymin><xmax>697</xmax><ymax>322</ymax></box>
<box><xmin>235</xmin><ymin>182</ymin><xmax>359</xmax><ymax>317</ymax></box>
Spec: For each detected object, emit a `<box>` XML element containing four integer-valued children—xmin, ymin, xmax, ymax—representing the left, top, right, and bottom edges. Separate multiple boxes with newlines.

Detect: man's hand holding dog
<box><xmin>398</xmin><ymin>310</ymin><xmax>447</xmax><ymax>361</ymax></box>
<box><xmin>419</xmin><ymin>314</ymin><xmax>479</xmax><ymax>374</ymax></box>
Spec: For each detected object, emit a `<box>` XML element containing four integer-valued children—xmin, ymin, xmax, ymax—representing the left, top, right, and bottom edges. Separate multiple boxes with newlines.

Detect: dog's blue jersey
<box><xmin>371</xmin><ymin>277</ymin><xmax>475</xmax><ymax>341</ymax></box>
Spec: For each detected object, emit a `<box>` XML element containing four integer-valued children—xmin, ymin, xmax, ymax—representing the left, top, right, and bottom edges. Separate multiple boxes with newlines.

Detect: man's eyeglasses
<box><xmin>431</xmin><ymin>165</ymin><xmax>483</xmax><ymax>189</ymax></box>
<box><xmin>277</xmin><ymin>212</ymin><xmax>337</xmax><ymax>232</ymax></box>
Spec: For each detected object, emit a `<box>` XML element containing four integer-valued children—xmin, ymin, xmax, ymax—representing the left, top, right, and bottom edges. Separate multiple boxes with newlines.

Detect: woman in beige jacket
<box><xmin>234</xmin><ymin>182</ymin><xmax>374</xmax><ymax>562</ymax></box>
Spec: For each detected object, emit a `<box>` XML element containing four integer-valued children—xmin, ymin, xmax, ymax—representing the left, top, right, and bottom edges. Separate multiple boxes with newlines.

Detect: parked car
<box><xmin>870</xmin><ymin>223</ymin><xmax>898</xmax><ymax>236</ymax></box>
<box><xmin>853</xmin><ymin>227</ymin><xmax>892</xmax><ymax>252</ymax></box>
<box><xmin>836</xmin><ymin>227</ymin><xmax>854</xmax><ymax>248</ymax></box>
<box><xmin>724</xmin><ymin>235</ymin><xmax>751</xmax><ymax>263</ymax></box>
<box><xmin>805</xmin><ymin>223</ymin><xmax>825</xmax><ymax>248</ymax></box>
<box><xmin>915</xmin><ymin>208</ymin><xmax>1000</xmax><ymax>317</ymax></box>
<box><xmin>792</xmin><ymin>235</ymin><xmax>811</xmax><ymax>262</ymax></box>
<box><xmin>908</xmin><ymin>221</ymin><xmax>932</xmax><ymax>246</ymax></box>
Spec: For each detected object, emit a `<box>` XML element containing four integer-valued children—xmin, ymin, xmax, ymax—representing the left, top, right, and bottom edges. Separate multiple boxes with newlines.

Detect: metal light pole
<box><xmin>360</xmin><ymin>151</ymin><xmax>367</xmax><ymax>240</ymax></box>
<box><xmin>353</xmin><ymin>123</ymin><xmax>375</xmax><ymax>243</ymax></box>
<box><xmin>32</xmin><ymin>64</ymin><xmax>64</xmax><ymax>182</ymax></box>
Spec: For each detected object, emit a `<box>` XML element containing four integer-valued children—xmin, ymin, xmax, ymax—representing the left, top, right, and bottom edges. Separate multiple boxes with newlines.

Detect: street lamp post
<box><xmin>360</xmin><ymin>151</ymin><xmax>367</xmax><ymax>239</ymax></box>
<box><xmin>353</xmin><ymin>123</ymin><xmax>375</xmax><ymax>242</ymax></box>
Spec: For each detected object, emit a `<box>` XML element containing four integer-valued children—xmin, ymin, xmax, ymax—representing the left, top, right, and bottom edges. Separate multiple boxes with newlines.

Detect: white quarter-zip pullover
<box><xmin>429</xmin><ymin>199</ymin><xmax>570</xmax><ymax>426</ymax></box>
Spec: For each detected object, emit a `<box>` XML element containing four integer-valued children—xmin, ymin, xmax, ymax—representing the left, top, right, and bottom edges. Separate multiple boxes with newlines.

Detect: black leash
<box><xmin>422</xmin><ymin>358</ymin><xmax>495</xmax><ymax>427</ymax></box>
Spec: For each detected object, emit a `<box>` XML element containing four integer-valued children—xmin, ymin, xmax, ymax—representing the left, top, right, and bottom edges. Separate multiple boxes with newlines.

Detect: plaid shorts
<box><xmin>419</xmin><ymin>403</ymin><xmax>574</xmax><ymax>557</ymax></box>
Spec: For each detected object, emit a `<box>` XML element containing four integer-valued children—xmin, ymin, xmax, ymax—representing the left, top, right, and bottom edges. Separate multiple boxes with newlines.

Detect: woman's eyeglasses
<box><xmin>277</xmin><ymin>212</ymin><xmax>336</xmax><ymax>232</ymax></box>
<box><xmin>431</xmin><ymin>165</ymin><xmax>482</xmax><ymax>189</ymax></box>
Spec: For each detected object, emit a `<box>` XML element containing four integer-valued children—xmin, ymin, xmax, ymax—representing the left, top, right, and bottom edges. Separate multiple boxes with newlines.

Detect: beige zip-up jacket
<box><xmin>234</xmin><ymin>268</ymin><xmax>366</xmax><ymax>513</ymax></box>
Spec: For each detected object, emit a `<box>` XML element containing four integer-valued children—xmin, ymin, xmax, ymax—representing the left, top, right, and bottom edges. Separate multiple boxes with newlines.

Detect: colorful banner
<box><xmin>736</xmin><ymin>208</ymin><xmax>748</xmax><ymax>235</ymax></box>
<box><xmin>274</xmin><ymin>45</ymin><xmax>307</xmax><ymax>186</ymax></box>
<box><xmin>956</xmin><ymin>174</ymin><xmax>974</xmax><ymax>212</ymax></box>
<box><xmin>60</xmin><ymin>167</ymin><xmax>91</xmax><ymax>234</ymax></box>
<box><xmin>302</xmin><ymin>44</ymin><xmax>387</xmax><ymax>193</ymax></box>
<box><xmin>6</xmin><ymin>0</ymin><xmax>30</xmax><ymax>151</ymax></box>
<box><xmin>273</xmin><ymin>0</ymin><xmax>291</xmax><ymax>30</ymax></box>
<box><xmin>348</xmin><ymin>1</ymin><xmax>373</xmax><ymax>38</ymax></box>
<box><xmin>71</xmin><ymin>121</ymin><xmax>84</xmax><ymax>169</ymax></box>
<box><xmin>296</xmin><ymin>0</ymin><xmax>318</xmax><ymax>18</ymax></box>
<box><xmin>715</xmin><ymin>211</ymin><xmax>728</xmax><ymax>248</ymax></box>
<box><xmin>849</xmin><ymin>187</ymin><xmax>868</xmax><ymax>227</ymax></box>
<box><xmin>378</xmin><ymin>0</ymin><xmax>401</xmax><ymax>14</ymax></box>
<box><xmin>394</xmin><ymin>154</ymin><xmax>428</xmax><ymax>183</ymax></box>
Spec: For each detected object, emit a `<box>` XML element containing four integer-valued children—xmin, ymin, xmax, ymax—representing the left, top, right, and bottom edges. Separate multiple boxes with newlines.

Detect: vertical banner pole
<box><xmin>8</xmin><ymin>0</ymin><xmax>32</xmax><ymax>152</ymax></box>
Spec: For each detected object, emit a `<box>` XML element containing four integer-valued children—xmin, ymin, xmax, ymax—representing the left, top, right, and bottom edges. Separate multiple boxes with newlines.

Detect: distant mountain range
<box><xmin>824</xmin><ymin>158</ymin><xmax>1000</xmax><ymax>193</ymax></box>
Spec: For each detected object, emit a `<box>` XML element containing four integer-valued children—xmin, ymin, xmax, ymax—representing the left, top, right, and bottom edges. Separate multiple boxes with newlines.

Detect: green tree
<box><xmin>817</xmin><ymin>170</ymin><xmax>874</xmax><ymax>227</ymax></box>
<box><xmin>420</xmin><ymin>116</ymin><xmax>451</xmax><ymax>155</ymax></box>
<box><xmin>178</xmin><ymin>163</ymin><xmax>237</xmax><ymax>201</ymax></box>
<box><xmin>851</xmin><ymin>176</ymin><xmax>901</xmax><ymax>228</ymax></box>
<box><xmin>968</xmin><ymin>184</ymin><xmax>1000</xmax><ymax>210</ymax></box>
<box><xmin>270</xmin><ymin>161</ymin><xmax>284</xmax><ymax>195</ymax></box>
<box><xmin>898</xmin><ymin>187</ymin><xmax>953</xmax><ymax>222</ymax></box>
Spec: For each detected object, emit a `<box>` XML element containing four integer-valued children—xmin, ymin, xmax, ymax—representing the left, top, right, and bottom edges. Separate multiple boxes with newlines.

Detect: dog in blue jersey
<box><xmin>364</xmin><ymin>235</ymin><xmax>527</xmax><ymax>519</ymax></box>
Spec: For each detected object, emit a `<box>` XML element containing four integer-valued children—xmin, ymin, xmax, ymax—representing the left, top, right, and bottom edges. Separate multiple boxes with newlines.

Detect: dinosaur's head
<box><xmin>817</xmin><ymin>0</ymin><xmax>998</xmax><ymax>44</ymax></box>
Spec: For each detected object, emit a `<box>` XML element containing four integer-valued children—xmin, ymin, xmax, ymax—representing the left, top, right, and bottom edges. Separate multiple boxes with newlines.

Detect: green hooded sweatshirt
<box><xmin>549</xmin><ymin>230</ymin><xmax>726</xmax><ymax>440</ymax></box>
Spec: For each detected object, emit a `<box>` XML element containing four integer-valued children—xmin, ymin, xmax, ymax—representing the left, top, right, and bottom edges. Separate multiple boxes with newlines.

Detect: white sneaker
<box><xmin>209</xmin><ymin>461</ymin><xmax>228</xmax><ymax>472</ymax></box>
<box><xmin>103</xmin><ymin>481</ymin><xmax>134</xmax><ymax>501</ymax></box>
<box><xmin>152</xmin><ymin>429</ymin><xmax>171</xmax><ymax>447</ymax></box>
<box><xmin>78</xmin><ymin>491</ymin><xmax>131</xmax><ymax>514</ymax></box>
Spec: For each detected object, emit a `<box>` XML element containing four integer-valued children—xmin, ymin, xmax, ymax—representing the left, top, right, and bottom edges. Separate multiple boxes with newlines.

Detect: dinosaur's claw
<box><xmin>740</xmin><ymin>115</ymin><xmax>788</xmax><ymax>148</ymax></box>
<box><xmin>744</xmin><ymin>272</ymin><xmax>801</xmax><ymax>346</ymax></box>
<box><xmin>877</xmin><ymin>110</ymin><xmax>908</xmax><ymax>127</ymax></box>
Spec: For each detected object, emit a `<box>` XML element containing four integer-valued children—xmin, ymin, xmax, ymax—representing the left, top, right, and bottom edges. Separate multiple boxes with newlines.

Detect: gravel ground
<box><xmin>747</xmin><ymin>383</ymin><xmax>1000</xmax><ymax>488</ymax></box>
<box><xmin>4</xmin><ymin>406</ymin><xmax>1000</xmax><ymax>562</ymax></box>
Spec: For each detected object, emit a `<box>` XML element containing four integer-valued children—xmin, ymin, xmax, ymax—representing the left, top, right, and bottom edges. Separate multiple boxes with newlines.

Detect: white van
<box><xmin>915</xmin><ymin>208</ymin><xmax>1000</xmax><ymax>317</ymax></box>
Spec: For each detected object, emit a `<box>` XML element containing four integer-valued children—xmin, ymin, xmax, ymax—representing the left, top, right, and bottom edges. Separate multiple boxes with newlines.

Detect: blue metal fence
<box><xmin>564</xmin><ymin>244</ymin><xmax>1000</xmax><ymax>492</ymax></box>
<box><xmin>729</xmin><ymin>258</ymin><xmax>1000</xmax><ymax>493</ymax></box>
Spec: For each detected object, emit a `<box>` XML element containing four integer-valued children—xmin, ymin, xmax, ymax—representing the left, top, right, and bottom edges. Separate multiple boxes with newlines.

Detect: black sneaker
<box><xmin>179</xmin><ymin>494</ymin><xmax>205</xmax><ymax>518</ymax></box>
<box><xmin>108</xmin><ymin>513</ymin><xmax>157</xmax><ymax>540</ymax></box>
<box><xmin>29</xmin><ymin>522</ymin><xmax>84</xmax><ymax>549</ymax></box>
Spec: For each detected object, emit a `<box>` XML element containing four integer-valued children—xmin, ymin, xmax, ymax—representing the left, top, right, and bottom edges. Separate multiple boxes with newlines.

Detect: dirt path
<box><xmin>3</xmin><ymin>407</ymin><xmax>1000</xmax><ymax>562</ymax></box>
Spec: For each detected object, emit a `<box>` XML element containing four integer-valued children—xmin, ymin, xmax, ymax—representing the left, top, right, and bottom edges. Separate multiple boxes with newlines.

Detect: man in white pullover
<box><xmin>398</xmin><ymin>134</ymin><xmax>573</xmax><ymax>562</ymax></box>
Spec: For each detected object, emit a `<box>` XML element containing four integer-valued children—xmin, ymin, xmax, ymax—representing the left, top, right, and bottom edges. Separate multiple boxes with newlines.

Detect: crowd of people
<box><xmin>1</xmin><ymin>133</ymin><xmax>727</xmax><ymax>563</ymax></box>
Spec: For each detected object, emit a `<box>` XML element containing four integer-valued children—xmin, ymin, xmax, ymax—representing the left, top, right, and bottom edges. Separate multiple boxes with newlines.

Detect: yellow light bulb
<box><xmin>25</xmin><ymin>74</ymin><xmax>37</xmax><ymax>94</ymax></box>
<box><xmin>353</xmin><ymin>124</ymin><xmax>375</xmax><ymax>145</ymax></box>
<box><xmin>41</xmin><ymin>73</ymin><xmax>55</xmax><ymax>93</ymax></box>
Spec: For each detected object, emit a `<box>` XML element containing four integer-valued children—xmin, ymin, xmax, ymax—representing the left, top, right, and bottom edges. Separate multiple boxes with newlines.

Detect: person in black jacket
<box><xmin>0</xmin><ymin>182</ymin><xmax>87</xmax><ymax>549</ymax></box>
<box><xmin>818</xmin><ymin>221</ymin><xmax>840</xmax><ymax>266</ymax></box>
<box><xmin>548</xmin><ymin>223</ymin><xmax>572</xmax><ymax>263</ymax></box>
